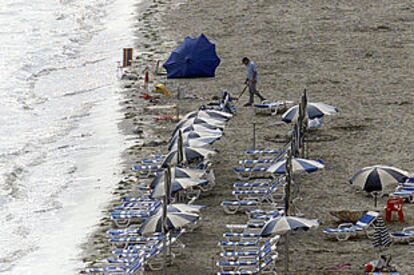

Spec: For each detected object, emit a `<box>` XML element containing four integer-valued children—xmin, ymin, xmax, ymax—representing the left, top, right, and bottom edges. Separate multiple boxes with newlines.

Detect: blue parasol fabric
<box><xmin>163</xmin><ymin>34</ymin><xmax>220</xmax><ymax>78</ymax></box>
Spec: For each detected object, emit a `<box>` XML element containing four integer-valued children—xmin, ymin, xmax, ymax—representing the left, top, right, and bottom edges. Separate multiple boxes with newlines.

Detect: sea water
<box><xmin>0</xmin><ymin>0</ymin><xmax>137</xmax><ymax>273</ymax></box>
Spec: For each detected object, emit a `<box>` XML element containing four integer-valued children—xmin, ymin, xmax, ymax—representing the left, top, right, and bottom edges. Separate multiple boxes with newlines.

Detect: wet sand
<box><xmin>83</xmin><ymin>0</ymin><xmax>414</xmax><ymax>274</ymax></box>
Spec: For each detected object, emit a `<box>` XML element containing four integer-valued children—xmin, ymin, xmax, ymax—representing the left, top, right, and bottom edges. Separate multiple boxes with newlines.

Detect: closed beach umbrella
<box><xmin>282</xmin><ymin>102</ymin><xmax>339</xmax><ymax>123</ymax></box>
<box><xmin>260</xmin><ymin>216</ymin><xmax>320</xmax><ymax>237</ymax></box>
<box><xmin>151</xmin><ymin>177</ymin><xmax>207</xmax><ymax>198</ymax></box>
<box><xmin>168</xmin><ymin>131</ymin><xmax>221</xmax><ymax>150</ymax></box>
<box><xmin>139</xmin><ymin>208</ymin><xmax>199</xmax><ymax>235</ymax></box>
<box><xmin>372</xmin><ymin>216</ymin><xmax>392</xmax><ymax>249</ymax></box>
<box><xmin>167</xmin><ymin>203</ymin><xmax>205</xmax><ymax>214</ymax></box>
<box><xmin>267</xmin><ymin>158</ymin><xmax>325</xmax><ymax>174</ymax></box>
<box><xmin>183</xmin><ymin>110</ymin><xmax>232</xmax><ymax>122</ymax></box>
<box><xmin>350</xmin><ymin>165</ymin><xmax>409</xmax><ymax>193</ymax></box>
<box><xmin>150</xmin><ymin>167</ymin><xmax>206</xmax><ymax>189</ymax></box>
<box><xmin>176</xmin><ymin>123</ymin><xmax>223</xmax><ymax>137</ymax></box>
<box><xmin>350</xmin><ymin>165</ymin><xmax>409</xmax><ymax>206</ymax></box>
<box><xmin>161</xmin><ymin>146</ymin><xmax>216</xmax><ymax>167</ymax></box>
<box><xmin>163</xmin><ymin>33</ymin><xmax>220</xmax><ymax>78</ymax></box>
<box><xmin>176</xmin><ymin>116</ymin><xmax>225</xmax><ymax>130</ymax></box>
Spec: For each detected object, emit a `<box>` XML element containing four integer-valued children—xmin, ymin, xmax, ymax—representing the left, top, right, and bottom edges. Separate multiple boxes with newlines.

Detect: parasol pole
<box><xmin>284</xmin><ymin>144</ymin><xmax>293</xmax><ymax>273</ymax></box>
<box><xmin>252</xmin><ymin>122</ymin><xmax>256</xmax><ymax>150</ymax></box>
<box><xmin>301</xmin><ymin>89</ymin><xmax>308</xmax><ymax>158</ymax></box>
<box><xmin>162</xmin><ymin>165</ymin><xmax>172</xmax><ymax>275</ymax></box>
<box><xmin>178</xmin><ymin>130</ymin><xmax>184</xmax><ymax>165</ymax></box>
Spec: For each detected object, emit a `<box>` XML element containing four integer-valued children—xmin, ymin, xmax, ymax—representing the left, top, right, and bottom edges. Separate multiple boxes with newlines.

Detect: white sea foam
<box><xmin>0</xmin><ymin>0</ymin><xmax>138</xmax><ymax>273</ymax></box>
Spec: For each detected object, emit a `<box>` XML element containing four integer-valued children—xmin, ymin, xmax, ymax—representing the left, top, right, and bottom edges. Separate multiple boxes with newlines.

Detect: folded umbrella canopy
<box><xmin>150</xmin><ymin>167</ymin><xmax>207</xmax><ymax>189</ymax></box>
<box><xmin>282</xmin><ymin>102</ymin><xmax>339</xmax><ymax>123</ymax></box>
<box><xmin>161</xmin><ymin>146</ymin><xmax>216</xmax><ymax>167</ymax></box>
<box><xmin>183</xmin><ymin>109</ymin><xmax>232</xmax><ymax>122</ymax></box>
<box><xmin>168</xmin><ymin>131</ymin><xmax>221</xmax><ymax>150</ymax></box>
<box><xmin>151</xmin><ymin>176</ymin><xmax>208</xmax><ymax>198</ymax></box>
<box><xmin>163</xmin><ymin>34</ymin><xmax>220</xmax><ymax>78</ymax></box>
<box><xmin>172</xmin><ymin>117</ymin><xmax>225</xmax><ymax>138</ymax></box>
<box><xmin>174</xmin><ymin>123</ymin><xmax>223</xmax><ymax>137</ymax></box>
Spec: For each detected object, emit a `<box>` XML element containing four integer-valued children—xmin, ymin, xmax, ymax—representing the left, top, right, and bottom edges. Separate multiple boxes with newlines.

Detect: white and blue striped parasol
<box><xmin>267</xmin><ymin>158</ymin><xmax>325</xmax><ymax>174</ymax></box>
<box><xmin>161</xmin><ymin>146</ymin><xmax>216</xmax><ymax>167</ymax></box>
<box><xmin>260</xmin><ymin>216</ymin><xmax>319</xmax><ymax>237</ymax></box>
<box><xmin>350</xmin><ymin>165</ymin><xmax>409</xmax><ymax>193</ymax></box>
<box><xmin>139</xmin><ymin>207</ymin><xmax>199</xmax><ymax>235</ymax></box>
<box><xmin>282</xmin><ymin>102</ymin><xmax>339</xmax><ymax>123</ymax></box>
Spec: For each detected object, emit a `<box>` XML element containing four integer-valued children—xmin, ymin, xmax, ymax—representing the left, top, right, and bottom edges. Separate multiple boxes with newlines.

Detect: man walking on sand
<box><xmin>242</xmin><ymin>57</ymin><xmax>265</xmax><ymax>106</ymax></box>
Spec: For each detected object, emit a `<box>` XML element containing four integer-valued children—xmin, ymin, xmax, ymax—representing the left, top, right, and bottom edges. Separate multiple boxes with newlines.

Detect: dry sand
<box><xmin>83</xmin><ymin>0</ymin><xmax>414</xmax><ymax>274</ymax></box>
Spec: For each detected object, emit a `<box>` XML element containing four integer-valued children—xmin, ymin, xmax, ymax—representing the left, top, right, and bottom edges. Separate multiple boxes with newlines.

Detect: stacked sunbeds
<box><xmin>85</xmin><ymin>92</ymin><xmax>235</xmax><ymax>274</ymax></box>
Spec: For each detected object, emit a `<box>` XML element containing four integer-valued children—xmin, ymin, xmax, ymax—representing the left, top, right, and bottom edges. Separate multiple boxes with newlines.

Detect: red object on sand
<box><xmin>385</xmin><ymin>197</ymin><xmax>404</xmax><ymax>223</ymax></box>
<box><xmin>142</xmin><ymin>93</ymin><xmax>152</xmax><ymax>100</ymax></box>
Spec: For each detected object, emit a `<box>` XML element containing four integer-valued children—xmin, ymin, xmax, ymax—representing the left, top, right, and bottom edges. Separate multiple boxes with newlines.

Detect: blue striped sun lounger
<box><xmin>233</xmin><ymin>166</ymin><xmax>270</xmax><ymax>181</ymax></box>
<box><xmin>132</xmin><ymin>165</ymin><xmax>162</xmax><ymax>178</ymax></box>
<box><xmin>391</xmin><ymin>190</ymin><xmax>414</xmax><ymax>203</ymax></box>
<box><xmin>323</xmin><ymin>211</ymin><xmax>379</xmax><ymax>241</ymax></box>
<box><xmin>113</xmin><ymin>200</ymin><xmax>161</xmax><ymax>211</ymax></box>
<box><xmin>244</xmin><ymin>149</ymin><xmax>284</xmax><ymax>155</ymax></box>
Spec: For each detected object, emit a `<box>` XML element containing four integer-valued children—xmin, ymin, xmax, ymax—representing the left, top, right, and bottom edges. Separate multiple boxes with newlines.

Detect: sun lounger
<box><xmin>390</xmin><ymin>227</ymin><xmax>414</xmax><ymax>243</ymax></box>
<box><xmin>323</xmin><ymin>211</ymin><xmax>379</xmax><ymax>241</ymax></box>
<box><xmin>216</xmin><ymin>254</ymin><xmax>278</xmax><ymax>275</ymax></box>
<box><xmin>244</xmin><ymin>149</ymin><xmax>285</xmax><ymax>156</ymax></box>
<box><xmin>111</xmin><ymin>203</ymin><xmax>160</xmax><ymax>228</ymax></box>
<box><xmin>233</xmin><ymin>166</ymin><xmax>273</xmax><ymax>181</ymax></box>
<box><xmin>132</xmin><ymin>164</ymin><xmax>162</xmax><ymax>178</ymax></box>
<box><xmin>217</xmin><ymin>236</ymin><xmax>279</xmax><ymax>274</ymax></box>
<box><xmin>233</xmin><ymin>181</ymin><xmax>271</xmax><ymax>189</ymax></box>
<box><xmin>238</xmin><ymin>158</ymin><xmax>281</xmax><ymax>168</ymax></box>
<box><xmin>254</xmin><ymin>100</ymin><xmax>285</xmax><ymax>116</ymax></box>
<box><xmin>391</xmin><ymin>190</ymin><xmax>414</xmax><ymax>203</ymax></box>
<box><xmin>113</xmin><ymin>200</ymin><xmax>161</xmax><ymax>211</ymax></box>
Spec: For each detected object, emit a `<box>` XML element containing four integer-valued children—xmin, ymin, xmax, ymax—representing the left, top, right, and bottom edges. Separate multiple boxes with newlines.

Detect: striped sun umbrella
<box><xmin>350</xmin><ymin>165</ymin><xmax>409</xmax><ymax>193</ymax></box>
<box><xmin>161</xmin><ymin>146</ymin><xmax>216</xmax><ymax>167</ymax></box>
<box><xmin>372</xmin><ymin>216</ymin><xmax>392</xmax><ymax>249</ymax></box>
<box><xmin>282</xmin><ymin>102</ymin><xmax>339</xmax><ymax>123</ymax></box>
<box><xmin>267</xmin><ymin>158</ymin><xmax>325</xmax><ymax>174</ymax></box>
<box><xmin>139</xmin><ymin>207</ymin><xmax>199</xmax><ymax>235</ymax></box>
<box><xmin>260</xmin><ymin>216</ymin><xmax>320</xmax><ymax>237</ymax></box>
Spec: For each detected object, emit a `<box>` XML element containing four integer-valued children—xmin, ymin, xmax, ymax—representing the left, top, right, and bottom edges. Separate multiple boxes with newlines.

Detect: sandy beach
<box><xmin>82</xmin><ymin>0</ymin><xmax>414</xmax><ymax>274</ymax></box>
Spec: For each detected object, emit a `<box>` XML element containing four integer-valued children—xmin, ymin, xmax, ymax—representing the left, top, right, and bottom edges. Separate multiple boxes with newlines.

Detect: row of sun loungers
<box><xmin>85</xmin><ymin>92</ymin><xmax>235</xmax><ymax>274</ymax></box>
<box><xmin>215</xmin><ymin>145</ymin><xmax>290</xmax><ymax>274</ymax></box>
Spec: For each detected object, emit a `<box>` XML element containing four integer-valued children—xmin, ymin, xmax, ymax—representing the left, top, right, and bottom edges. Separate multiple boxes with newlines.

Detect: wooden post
<box><xmin>122</xmin><ymin>48</ymin><xmax>133</xmax><ymax>67</ymax></box>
